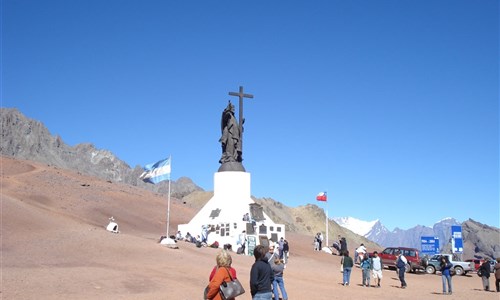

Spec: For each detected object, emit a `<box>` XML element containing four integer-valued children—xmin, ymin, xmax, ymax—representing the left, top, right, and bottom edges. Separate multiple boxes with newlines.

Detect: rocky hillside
<box><xmin>3</xmin><ymin>108</ymin><xmax>498</xmax><ymax>258</ymax></box>
<box><xmin>0</xmin><ymin>108</ymin><xmax>202</xmax><ymax>198</ymax></box>
<box><xmin>462</xmin><ymin>219</ymin><xmax>500</xmax><ymax>259</ymax></box>
<box><xmin>255</xmin><ymin>198</ymin><xmax>380</xmax><ymax>250</ymax></box>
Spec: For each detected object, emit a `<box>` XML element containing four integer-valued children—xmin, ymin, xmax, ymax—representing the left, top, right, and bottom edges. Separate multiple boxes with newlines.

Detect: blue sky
<box><xmin>2</xmin><ymin>0</ymin><xmax>499</xmax><ymax>231</ymax></box>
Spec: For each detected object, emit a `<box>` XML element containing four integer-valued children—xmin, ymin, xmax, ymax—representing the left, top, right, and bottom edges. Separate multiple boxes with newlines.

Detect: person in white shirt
<box><xmin>237</xmin><ymin>230</ymin><xmax>247</xmax><ymax>254</ymax></box>
<box><xmin>355</xmin><ymin>244</ymin><xmax>367</xmax><ymax>264</ymax></box>
<box><xmin>371</xmin><ymin>251</ymin><xmax>383</xmax><ymax>287</ymax></box>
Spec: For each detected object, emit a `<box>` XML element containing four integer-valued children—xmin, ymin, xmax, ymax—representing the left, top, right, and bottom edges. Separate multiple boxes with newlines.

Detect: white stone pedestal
<box><xmin>178</xmin><ymin>171</ymin><xmax>285</xmax><ymax>253</ymax></box>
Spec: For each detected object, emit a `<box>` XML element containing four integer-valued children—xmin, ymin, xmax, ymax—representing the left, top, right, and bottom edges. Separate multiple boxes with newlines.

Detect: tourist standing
<box><xmin>371</xmin><ymin>251</ymin><xmax>383</xmax><ymax>288</ymax></box>
<box><xmin>342</xmin><ymin>251</ymin><xmax>354</xmax><ymax>286</ymax></box>
<box><xmin>339</xmin><ymin>237</ymin><xmax>348</xmax><ymax>256</ymax></box>
<box><xmin>494</xmin><ymin>257</ymin><xmax>500</xmax><ymax>292</ymax></box>
<box><xmin>396</xmin><ymin>251</ymin><xmax>407</xmax><ymax>289</ymax></box>
<box><xmin>479</xmin><ymin>258</ymin><xmax>491</xmax><ymax>291</ymax></box>
<box><xmin>237</xmin><ymin>230</ymin><xmax>247</xmax><ymax>254</ymax></box>
<box><xmin>278</xmin><ymin>237</ymin><xmax>285</xmax><ymax>259</ymax></box>
<box><xmin>265</xmin><ymin>243</ymin><xmax>279</xmax><ymax>267</ymax></box>
<box><xmin>282</xmin><ymin>240</ymin><xmax>289</xmax><ymax>264</ymax></box>
<box><xmin>250</xmin><ymin>245</ymin><xmax>274</xmax><ymax>300</ymax></box>
<box><xmin>206</xmin><ymin>250</ymin><xmax>238</xmax><ymax>300</ymax></box>
<box><xmin>355</xmin><ymin>243</ymin><xmax>367</xmax><ymax>264</ymax></box>
<box><xmin>318</xmin><ymin>232</ymin><xmax>324</xmax><ymax>250</ymax></box>
<box><xmin>313</xmin><ymin>233</ymin><xmax>320</xmax><ymax>251</ymax></box>
<box><xmin>271</xmin><ymin>258</ymin><xmax>288</xmax><ymax>300</ymax></box>
<box><xmin>440</xmin><ymin>256</ymin><xmax>453</xmax><ymax>295</ymax></box>
<box><xmin>360</xmin><ymin>253</ymin><xmax>372</xmax><ymax>287</ymax></box>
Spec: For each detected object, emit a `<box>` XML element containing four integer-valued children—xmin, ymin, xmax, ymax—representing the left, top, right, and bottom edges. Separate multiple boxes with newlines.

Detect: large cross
<box><xmin>228</xmin><ymin>86</ymin><xmax>254</xmax><ymax>150</ymax></box>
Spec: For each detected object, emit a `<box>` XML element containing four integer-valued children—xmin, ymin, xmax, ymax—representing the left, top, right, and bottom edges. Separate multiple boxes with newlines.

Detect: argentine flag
<box><xmin>140</xmin><ymin>157</ymin><xmax>171</xmax><ymax>184</ymax></box>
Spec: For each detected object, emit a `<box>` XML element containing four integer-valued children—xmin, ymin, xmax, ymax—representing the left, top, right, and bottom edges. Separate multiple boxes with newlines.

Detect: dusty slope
<box><xmin>1</xmin><ymin>156</ymin><xmax>498</xmax><ymax>300</ymax></box>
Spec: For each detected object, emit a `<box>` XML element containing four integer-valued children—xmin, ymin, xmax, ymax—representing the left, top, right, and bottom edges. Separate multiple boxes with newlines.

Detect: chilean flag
<box><xmin>316</xmin><ymin>192</ymin><xmax>327</xmax><ymax>201</ymax></box>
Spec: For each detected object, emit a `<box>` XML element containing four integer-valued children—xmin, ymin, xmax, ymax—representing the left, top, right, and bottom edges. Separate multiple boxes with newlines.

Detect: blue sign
<box><xmin>451</xmin><ymin>225</ymin><xmax>463</xmax><ymax>253</ymax></box>
<box><xmin>421</xmin><ymin>236</ymin><xmax>440</xmax><ymax>255</ymax></box>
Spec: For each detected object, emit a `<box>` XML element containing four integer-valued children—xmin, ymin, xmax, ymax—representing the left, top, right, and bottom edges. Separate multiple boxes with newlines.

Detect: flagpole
<box><xmin>166</xmin><ymin>155</ymin><xmax>172</xmax><ymax>237</ymax></box>
<box><xmin>325</xmin><ymin>194</ymin><xmax>329</xmax><ymax>248</ymax></box>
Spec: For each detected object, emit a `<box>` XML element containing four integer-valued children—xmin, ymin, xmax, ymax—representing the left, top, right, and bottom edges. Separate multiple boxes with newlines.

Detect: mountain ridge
<box><xmin>0</xmin><ymin>107</ymin><xmax>380</xmax><ymax>249</ymax></box>
<box><xmin>336</xmin><ymin>216</ymin><xmax>499</xmax><ymax>259</ymax></box>
<box><xmin>2</xmin><ymin>107</ymin><xmax>498</xmax><ymax>259</ymax></box>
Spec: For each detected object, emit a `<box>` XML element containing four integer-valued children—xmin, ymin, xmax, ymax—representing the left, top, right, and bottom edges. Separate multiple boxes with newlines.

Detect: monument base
<box><xmin>178</xmin><ymin>171</ymin><xmax>285</xmax><ymax>255</ymax></box>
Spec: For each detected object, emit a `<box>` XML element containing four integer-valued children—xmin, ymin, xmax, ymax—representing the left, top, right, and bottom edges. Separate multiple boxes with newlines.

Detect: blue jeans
<box><xmin>273</xmin><ymin>276</ymin><xmax>288</xmax><ymax>300</ymax></box>
<box><xmin>362</xmin><ymin>269</ymin><xmax>371</xmax><ymax>286</ymax></box>
<box><xmin>343</xmin><ymin>267</ymin><xmax>352</xmax><ymax>284</ymax></box>
<box><xmin>442</xmin><ymin>274</ymin><xmax>452</xmax><ymax>293</ymax></box>
<box><xmin>252</xmin><ymin>291</ymin><xmax>272</xmax><ymax>300</ymax></box>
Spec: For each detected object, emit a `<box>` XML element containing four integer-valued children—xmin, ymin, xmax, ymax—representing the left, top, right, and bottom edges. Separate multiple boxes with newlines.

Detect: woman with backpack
<box><xmin>440</xmin><ymin>256</ymin><xmax>453</xmax><ymax>295</ymax></box>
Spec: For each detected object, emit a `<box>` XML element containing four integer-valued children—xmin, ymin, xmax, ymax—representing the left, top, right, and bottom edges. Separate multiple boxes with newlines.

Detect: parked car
<box><xmin>465</xmin><ymin>258</ymin><xmax>484</xmax><ymax>271</ymax></box>
<box><xmin>371</xmin><ymin>247</ymin><xmax>425</xmax><ymax>273</ymax></box>
<box><xmin>425</xmin><ymin>254</ymin><xmax>473</xmax><ymax>276</ymax></box>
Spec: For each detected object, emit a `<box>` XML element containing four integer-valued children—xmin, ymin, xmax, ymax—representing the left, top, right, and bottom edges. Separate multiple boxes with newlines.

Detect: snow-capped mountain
<box><xmin>333</xmin><ymin>216</ymin><xmax>462</xmax><ymax>250</ymax></box>
<box><xmin>365</xmin><ymin>220</ymin><xmax>390</xmax><ymax>241</ymax></box>
<box><xmin>333</xmin><ymin>217</ymin><xmax>380</xmax><ymax>237</ymax></box>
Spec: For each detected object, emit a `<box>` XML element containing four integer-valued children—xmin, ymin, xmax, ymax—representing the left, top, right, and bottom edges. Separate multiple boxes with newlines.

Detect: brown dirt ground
<box><xmin>1</xmin><ymin>156</ymin><xmax>498</xmax><ymax>299</ymax></box>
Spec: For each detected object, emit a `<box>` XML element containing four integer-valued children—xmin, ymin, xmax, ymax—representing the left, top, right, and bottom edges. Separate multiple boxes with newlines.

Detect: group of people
<box><xmin>429</xmin><ymin>255</ymin><xmax>500</xmax><ymax>295</ymax></box>
<box><xmin>204</xmin><ymin>235</ymin><xmax>500</xmax><ymax>299</ymax></box>
<box><xmin>205</xmin><ymin>241</ymin><xmax>289</xmax><ymax>300</ymax></box>
<box><xmin>339</xmin><ymin>249</ymin><xmax>383</xmax><ymax>288</ymax></box>
<box><xmin>480</xmin><ymin>257</ymin><xmax>500</xmax><ymax>292</ymax></box>
<box><xmin>313</xmin><ymin>232</ymin><xmax>324</xmax><ymax>251</ymax></box>
<box><xmin>331</xmin><ymin>235</ymin><xmax>348</xmax><ymax>255</ymax></box>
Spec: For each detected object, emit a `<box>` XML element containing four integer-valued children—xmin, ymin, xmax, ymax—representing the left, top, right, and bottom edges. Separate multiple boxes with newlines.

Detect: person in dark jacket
<box><xmin>396</xmin><ymin>251</ymin><xmax>408</xmax><ymax>289</ymax></box>
<box><xmin>250</xmin><ymin>245</ymin><xmax>274</xmax><ymax>299</ymax></box>
<box><xmin>342</xmin><ymin>250</ymin><xmax>354</xmax><ymax>286</ymax></box>
<box><xmin>339</xmin><ymin>237</ymin><xmax>347</xmax><ymax>256</ymax></box>
<box><xmin>282</xmin><ymin>240</ymin><xmax>289</xmax><ymax>264</ymax></box>
<box><xmin>494</xmin><ymin>257</ymin><xmax>500</xmax><ymax>292</ymax></box>
<box><xmin>479</xmin><ymin>258</ymin><xmax>491</xmax><ymax>291</ymax></box>
<box><xmin>440</xmin><ymin>256</ymin><xmax>453</xmax><ymax>295</ymax></box>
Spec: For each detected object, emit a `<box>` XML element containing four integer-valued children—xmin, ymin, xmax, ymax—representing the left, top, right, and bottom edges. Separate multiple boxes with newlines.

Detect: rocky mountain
<box><xmin>0</xmin><ymin>108</ymin><xmax>382</xmax><ymax>250</ymax></box>
<box><xmin>3</xmin><ymin>107</ymin><xmax>497</xmax><ymax>259</ymax></box>
<box><xmin>336</xmin><ymin>215</ymin><xmax>499</xmax><ymax>259</ymax></box>
<box><xmin>0</xmin><ymin>108</ymin><xmax>202</xmax><ymax>198</ymax></box>
<box><xmin>365</xmin><ymin>220</ymin><xmax>391</xmax><ymax>242</ymax></box>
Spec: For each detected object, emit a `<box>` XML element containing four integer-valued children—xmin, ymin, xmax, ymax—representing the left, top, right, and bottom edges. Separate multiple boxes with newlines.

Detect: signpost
<box><xmin>421</xmin><ymin>236</ymin><xmax>440</xmax><ymax>256</ymax></box>
<box><xmin>451</xmin><ymin>225</ymin><xmax>463</xmax><ymax>254</ymax></box>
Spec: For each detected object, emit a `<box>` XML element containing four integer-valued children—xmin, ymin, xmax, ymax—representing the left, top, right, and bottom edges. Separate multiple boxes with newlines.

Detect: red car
<box><xmin>465</xmin><ymin>259</ymin><xmax>483</xmax><ymax>271</ymax></box>
<box><xmin>371</xmin><ymin>247</ymin><xmax>425</xmax><ymax>273</ymax></box>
